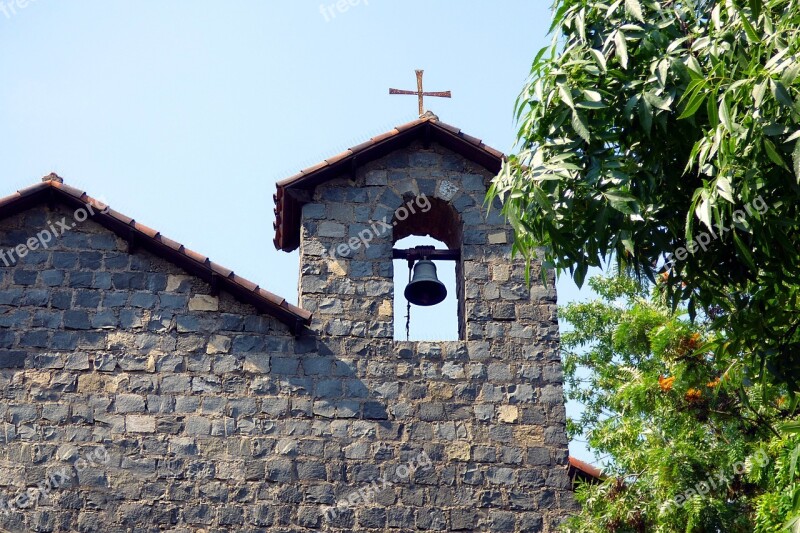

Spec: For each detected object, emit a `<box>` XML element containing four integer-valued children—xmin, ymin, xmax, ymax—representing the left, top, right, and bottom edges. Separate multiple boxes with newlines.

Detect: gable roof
<box><xmin>0</xmin><ymin>175</ymin><xmax>312</xmax><ymax>331</ymax></box>
<box><xmin>273</xmin><ymin>113</ymin><xmax>506</xmax><ymax>252</ymax></box>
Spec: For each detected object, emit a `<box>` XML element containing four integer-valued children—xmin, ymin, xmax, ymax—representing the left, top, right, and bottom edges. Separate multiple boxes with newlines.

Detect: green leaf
<box><xmin>752</xmin><ymin>80</ymin><xmax>768</xmax><ymax>108</ymax></box>
<box><xmin>621</xmin><ymin>236</ymin><xmax>635</xmax><ymax>256</ymax></box>
<box><xmin>719</xmin><ymin>98</ymin><xmax>734</xmax><ymax>132</ymax></box>
<box><xmin>749</xmin><ymin>0</ymin><xmax>762</xmax><ymax>19</ymax></box>
<box><xmin>782</xmin><ymin>61</ymin><xmax>800</xmax><ymax>86</ymax></box>
<box><xmin>644</xmin><ymin>90</ymin><xmax>673</xmax><ymax>111</ymax></box>
<box><xmin>734</xmin><ymin>4</ymin><xmax>760</xmax><ymax>42</ymax></box>
<box><xmin>548</xmin><ymin>1</ymin><xmax>572</xmax><ymax>34</ymax></box>
<box><xmin>571</xmin><ymin>110</ymin><xmax>591</xmax><ymax>142</ymax></box>
<box><xmin>656</xmin><ymin>59</ymin><xmax>669</xmax><ymax>87</ymax></box>
<box><xmin>686</xmin><ymin>54</ymin><xmax>703</xmax><ymax>76</ymax></box>
<box><xmin>711</xmin><ymin>4</ymin><xmax>722</xmax><ymax>29</ymax></box>
<box><xmin>790</xmin><ymin>443</ymin><xmax>800</xmax><ymax>480</ymax></box>
<box><xmin>716</xmin><ymin>176</ymin><xmax>734</xmax><ymax>203</ymax></box>
<box><xmin>678</xmin><ymin>87</ymin><xmax>706</xmax><ymax>119</ymax></box>
<box><xmin>624</xmin><ymin>0</ymin><xmax>644</xmax><ymax>22</ymax></box>
<box><xmin>763</xmin><ymin>123</ymin><xmax>788</xmax><ymax>136</ymax></box>
<box><xmin>575</xmin><ymin>8</ymin><xmax>587</xmax><ymax>42</ymax></box>
<box><xmin>559</xmin><ymin>82</ymin><xmax>575</xmax><ymax>109</ymax></box>
<box><xmin>589</xmin><ymin>49</ymin><xmax>607</xmax><ymax>73</ymax></box>
<box><xmin>764</xmin><ymin>138</ymin><xmax>789</xmax><ymax>169</ymax></box>
<box><xmin>576</xmin><ymin>101</ymin><xmax>608</xmax><ymax>110</ymax></box>
<box><xmin>732</xmin><ymin>231</ymin><xmax>757</xmax><ymax>271</ymax></box>
<box><xmin>583</xmin><ymin>90</ymin><xmax>602</xmax><ymax>102</ymax></box>
<box><xmin>794</xmin><ymin>139</ymin><xmax>800</xmax><ymax>184</ymax></box>
<box><xmin>604</xmin><ymin>191</ymin><xmax>637</xmax><ymax>214</ymax></box>
<box><xmin>638</xmin><ymin>97</ymin><xmax>653</xmax><ymax>135</ymax></box>
<box><xmin>695</xmin><ymin>196</ymin><xmax>712</xmax><ymax>230</ymax></box>
<box><xmin>606</xmin><ymin>0</ymin><xmax>623</xmax><ymax>19</ymax></box>
<box><xmin>785</xmin><ymin>421</ymin><xmax>800</xmax><ymax>434</ymax></box>
<box><xmin>614</xmin><ymin>30</ymin><xmax>628</xmax><ymax>69</ymax></box>
<box><xmin>707</xmin><ymin>93</ymin><xmax>719</xmax><ymax>128</ymax></box>
<box><xmin>771</xmin><ymin>80</ymin><xmax>795</xmax><ymax>108</ymax></box>
<box><xmin>574</xmin><ymin>261</ymin><xmax>589</xmax><ymax>288</ymax></box>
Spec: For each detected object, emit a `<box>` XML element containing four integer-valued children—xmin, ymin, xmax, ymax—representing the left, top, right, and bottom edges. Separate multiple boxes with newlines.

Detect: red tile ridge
<box><xmin>0</xmin><ymin>191</ymin><xmax>22</xmax><ymax>210</ymax></box>
<box><xmin>324</xmin><ymin>149</ymin><xmax>354</xmax><ymax>166</ymax></box>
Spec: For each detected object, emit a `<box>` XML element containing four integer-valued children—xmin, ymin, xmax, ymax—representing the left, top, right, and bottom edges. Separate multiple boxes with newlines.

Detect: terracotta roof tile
<box><xmin>324</xmin><ymin>150</ymin><xmax>353</xmax><ymax>166</ymax></box>
<box><xmin>458</xmin><ymin>132</ymin><xmax>484</xmax><ymax>146</ymax></box>
<box><xmin>436</xmin><ymin>122</ymin><xmax>461</xmax><ymax>134</ymax></box>
<box><xmin>394</xmin><ymin>118</ymin><xmax>425</xmax><ymax>132</ymax></box>
<box><xmin>133</xmin><ymin>222</ymin><xmax>159</xmax><ymax>239</ymax></box>
<box><xmin>349</xmin><ymin>139</ymin><xmax>378</xmax><ymax>153</ymax></box>
<box><xmin>235</xmin><ymin>276</ymin><xmax>259</xmax><ymax>293</ymax></box>
<box><xmin>17</xmin><ymin>183</ymin><xmax>49</xmax><ymax>198</ymax></box>
<box><xmin>0</xmin><ymin>176</ymin><xmax>312</xmax><ymax>330</ymax></box>
<box><xmin>106</xmin><ymin>209</ymin><xmax>134</xmax><ymax>226</ymax></box>
<box><xmin>370</xmin><ymin>130</ymin><xmax>398</xmax><ymax>143</ymax></box>
<box><xmin>209</xmin><ymin>261</ymin><xmax>234</xmax><ymax>279</ymax></box>
<box><xmin>158</xmin><ymin>235</ymin><xmax>183</xmax><ymax>252</ymax></box>
<box><xmin>55</xmin><ymin>182</ymin><xmax>86</xmax><ymax>199</ymax></box>
<box><xmin>0</xmin><ymin>192</ymin><xmax>22</xmax><ymax>210</ymax></box>
<box><xmin>256</xmin><ymin>288</ymin><xmax>285</xmax><ymax>306</ymax></box>
<box><xmin>483</xmin><ymin>145</ymin><xmax>505</xmax><ymax>159</ymax></box>
<box><xmin>183</xmin><ymin>248</ymin><xmax>209</xmax><ymax>265</ymax></box>
<box><xmin>568</xmin><ymin>456</ymin><xmax>604</xmax><ymax>483</ymax></box>
<box><xmin>300</xmin><ymin>161</ymin><xmax>328</xmax><ymax>175</ymax></box>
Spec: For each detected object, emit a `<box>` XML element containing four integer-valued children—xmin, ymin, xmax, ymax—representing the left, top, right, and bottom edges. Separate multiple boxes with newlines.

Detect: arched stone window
<box><xmin>392</xmin><ymin>196</ymin><xmax>464</xmax><ymax>341</ymax></box>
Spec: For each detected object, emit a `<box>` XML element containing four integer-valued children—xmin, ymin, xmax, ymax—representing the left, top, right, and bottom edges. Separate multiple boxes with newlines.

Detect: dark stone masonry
<box><xmin>0</xmin><ymin>116</ymin><xmax>574</xmax><ymax>532</ymax></box>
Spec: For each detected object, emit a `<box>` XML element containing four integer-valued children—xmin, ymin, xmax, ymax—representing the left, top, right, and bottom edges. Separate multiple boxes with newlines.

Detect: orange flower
<box><xmin>658</xmin><ymin>375</ymin><xmax>675</xmax><ymax>392</ymax></box>
<box><xmin>687</xmin><ymin>333</ymin><xmax>702</xmax><ymax>350</ymax></box>
<box><xmin>685</xmin><ymin>388</ymin><xmax>702</xmax><ymax>402</ymax></box>
<box><xmin>660</xmin><ymin>272</ymin><xmax>670</xmax><ymax>282</ymax></box>
<box><xmin>706</xmin><ymin>378</ymin><xmax>720</xmax><ymax>388</ymax></box>
<box><xmin>777</xmin><ymin>396</ymin><xmax>787</xmax><ymax>408</ymax></box>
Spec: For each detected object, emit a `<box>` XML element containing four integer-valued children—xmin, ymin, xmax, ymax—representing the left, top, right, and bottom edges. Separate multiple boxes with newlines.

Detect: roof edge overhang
<box><xmin>0</xmin><ymin>179</ymin><xmax>312</xmax><ymax>331</ymax></box>
<box><xmin>273</xmin><ymin>116</ymin><xmax>506</xmax><ymax>252</ymax></box>
<box><xmin>568</xmin><ymin>456</ymin><xmax>605</xmax><ymax>485</ymax></box>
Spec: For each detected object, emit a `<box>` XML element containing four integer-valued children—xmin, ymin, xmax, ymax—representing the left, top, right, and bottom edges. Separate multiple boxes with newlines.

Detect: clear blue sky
<box><xmin>1</xmin><ymin>0</ymin><xmax>598</xmax><ymax>463</ymax></box>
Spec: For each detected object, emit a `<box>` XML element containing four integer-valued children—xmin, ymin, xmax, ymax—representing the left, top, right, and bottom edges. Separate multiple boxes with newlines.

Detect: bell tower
<box><xmin>274</xmin><ymin>113</ymin><xmax>574</xmax><ymax>529</ymax></box>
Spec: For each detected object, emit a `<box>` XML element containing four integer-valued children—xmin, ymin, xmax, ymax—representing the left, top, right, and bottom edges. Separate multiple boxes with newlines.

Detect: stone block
<box><xmin>127</xmin><ymin>415</ymin><xmax>155</xmax><ymax>433</ymax></box>
<box><xmin>206</xmin><ymin>335</ymin><xmax>231</xmax><ymax>354</ymax></box>
<box><xmin>319</xmin><ymin>222</ymin><xmax>346</xmax><ymax>238</ymax></box>
<box><xmin>243</xmin><ymin>353</ymin><xmax>270</xmax><ymax>373</ymax></box>
<box><xmin>188</xmin><ymin>295</ymin><xmax>219</xmax><ymax>312</ymax></box>
<box><xmin>115</xmin><ymin>394</ymin><xmax>146</xmax><ymax>413</ymax></box>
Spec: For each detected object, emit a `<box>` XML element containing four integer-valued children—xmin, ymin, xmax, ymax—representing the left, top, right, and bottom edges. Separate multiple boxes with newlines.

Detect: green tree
<box><xmin>561</xmin><ymin>274</ymin><xmax>799</xmax><ymax>532</ymax></box>
<box><xmin>489</xmin><ymin>0</ymin><xmax>800</xmax><ymax>388</ymax></box>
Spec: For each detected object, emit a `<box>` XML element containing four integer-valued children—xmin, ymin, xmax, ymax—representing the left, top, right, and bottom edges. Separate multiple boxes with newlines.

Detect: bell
<box><xmin>404</xmin><ymin>259</ymin><xmax>447</xmax><ymax>306</ymax></box>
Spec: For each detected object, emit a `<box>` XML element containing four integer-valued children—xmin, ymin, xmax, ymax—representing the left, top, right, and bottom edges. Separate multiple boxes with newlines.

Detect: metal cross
<box><xmin>390</xmin><ymin>70</ymin><xmax>451</xmax><ymax>117</ymax></box>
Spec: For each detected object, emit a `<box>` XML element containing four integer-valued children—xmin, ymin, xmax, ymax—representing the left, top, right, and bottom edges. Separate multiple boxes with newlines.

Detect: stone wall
<box><xmin>296</xmin><ymin>140</ymin><xmax>574</xmax><ymax>530</ymax></box>
<box><xmin>0</xmin><ymin>143</ymin><xmax>574</xmax><ymax>532</ymax></box>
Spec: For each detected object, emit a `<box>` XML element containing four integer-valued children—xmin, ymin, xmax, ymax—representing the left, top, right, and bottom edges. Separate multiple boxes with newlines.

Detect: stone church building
<box><xmin>0</xmin><ymin>114</ymin><xmax>577</xmax><ymax>532</ymax></box>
